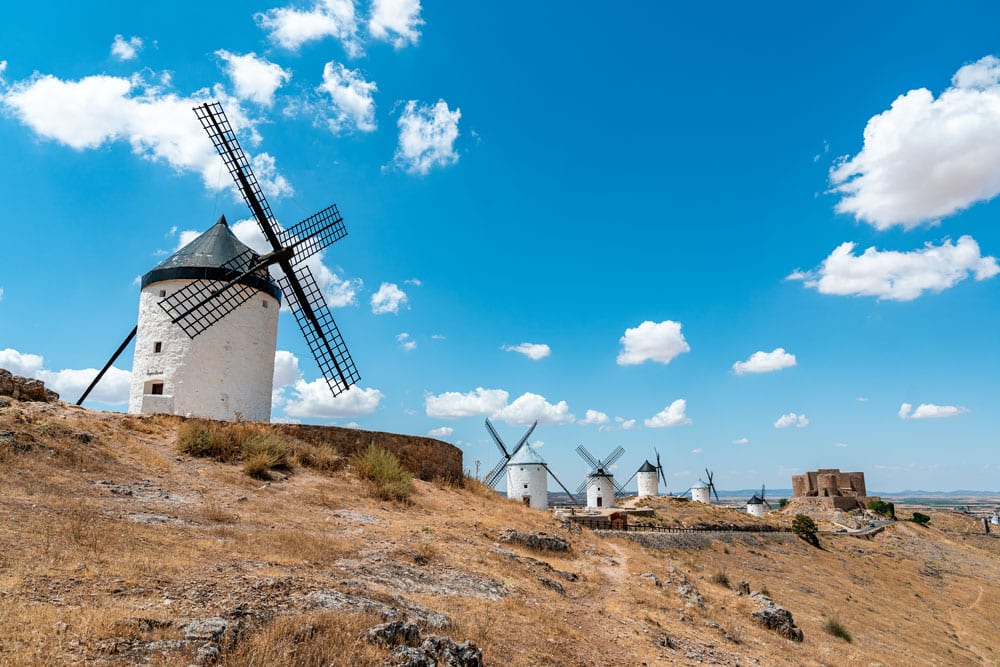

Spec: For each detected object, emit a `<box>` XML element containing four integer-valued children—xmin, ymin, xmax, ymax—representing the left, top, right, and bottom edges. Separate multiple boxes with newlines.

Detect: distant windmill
<box><xmin>482</xmin><ymin>418</ymin><xmax>537</xmax><ymax>487</ymax></box>
<box><xmin>623</xmin><ymin>448</ymin><xmax>668</xmax><ymax>498</ymax></box>
<box><xmin>482</xmin><ymin>419</ymin><xmax>578</xmax><ymax>508</ymax></box>
<box><xmin>77</xmin><ymin>101</ymin><xmax>359</xmax><ymax>421</ymax></box>
<box><xmin>576</xmin><ymin>445</ymin><xmax>625</xmax><ymax>509</ymax></box>
<box><xmin>746</xmin><ymin>484</ymin><xmax>772</xmax><ymax>518</ymax></box>
<box><xmin>691</xmin><ymin>468</ymin><xmax>720</xmax><ymax>504</ymax></box>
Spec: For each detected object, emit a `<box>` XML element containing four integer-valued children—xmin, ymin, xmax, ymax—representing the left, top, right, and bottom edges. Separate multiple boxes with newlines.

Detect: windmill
<box><xmin>691</xmin><ymin>468</ymin><xmax>720</xmax><ymax>504</ymax></box>
<box><xmin>746</xmin><ymin>484</ymin><xmax>772</xmax><ymax>517</ymax></box>
<box><xmin>623</xmin><ymin>448</ymin><xmax>669</xmax><ymax>498</ymax></box>
<box><xmin>576</xmin><ymin>445</ymin><xmax>625</xmax><ymax>509</ymax></box>
<box><xmin>76</xmin><ymin>101</ymin><xmax>359</xmax><ymax>420</ymax></box>
<box><xmin>482</xmin><ymin>419</ymin><xmax>579</xmax><ymax>507</ymax></box>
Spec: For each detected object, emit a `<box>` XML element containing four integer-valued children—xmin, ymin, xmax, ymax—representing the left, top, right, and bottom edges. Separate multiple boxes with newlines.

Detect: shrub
<box><xmin>824</xmin><ymin>617</ymin><xmax>852</xmax><ymax>642</ymax></box>
<box><xmin>241</xmin><ymin>433</ymin><xmax>290</xmax><ymax>479</ymax></box>
<box><xmin>868</xmin><ymin>500</ymin><xmax>895</xmax><ymax>518</ymax></box>
<box><xmin>293</xmin><ymin>442</ymin><xmax>343</xmax><ymax>473</ymax></box>
<box><xmin>792</xmin><ymin>514</ymin><xmax>819</xmax><ymax>547</ymax></box>
<box><xmin>351</xmin><ymin>442</ymin><xmax>413</xmax><ymax>502</ymax></box>
<box><xmin>778</xmin><ymin>498</ymin><xmax>788</xmax><ymax>509</ymax></box>
<box><xmin>177</xmin><ymin>420</ymin><xmax>241</xmax><ymax>461</ymax></box>
<box><xmin>709</xmin><ymin>570</ymin><xmax>731</xmax><ymax>587</ymax></box>
<box><xmin>911</xmin><ymin>512</ymin><xmax>931</xmax><ymax>526</ymax></box>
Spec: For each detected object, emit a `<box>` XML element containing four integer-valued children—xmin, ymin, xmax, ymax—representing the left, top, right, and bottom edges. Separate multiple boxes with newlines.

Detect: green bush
<box><xmin>777</xmin><ymin>498</ymin><xmax>788</xmax><ymax>509</ymax></box>
<box><xmin>868</xmin><ymin>500</ymin><xmax>895</xmax><ymax>518</ymax></box>
<box><xmin>792</xmin><ymin>514</ymin><xmax>820</xmax><ymax>547</ymax></box>
<box><xmin>351</xmin><ymin>443</ymin><xmax>413</xmax><ymax>502</ymax></box>
<box><xmin>824</xmin><ymin>618</ymin><xmax>852</xmax><ymax>642</ymax></box>
<box><xmin>911</xmin><ymin>512</ymin><xmax>931</xmax><ymax>526</ymax></box>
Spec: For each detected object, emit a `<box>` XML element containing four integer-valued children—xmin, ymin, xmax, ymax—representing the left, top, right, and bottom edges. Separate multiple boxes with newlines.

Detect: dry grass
<box><xmin>351</xmin><ymin>442</ymin><xmax>413</xmax><ymax>502</ymax></box>
<box><xmin>223</xmin><ymin>611</ymin><xmax>386</xmax><ymax>666</ymax></box>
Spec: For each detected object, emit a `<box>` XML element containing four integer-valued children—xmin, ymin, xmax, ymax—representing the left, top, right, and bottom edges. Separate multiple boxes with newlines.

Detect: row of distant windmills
<box><xmin>482</xmin><ymin>418</ymin><xmax>774</xmax><ymax>515</ymax></box>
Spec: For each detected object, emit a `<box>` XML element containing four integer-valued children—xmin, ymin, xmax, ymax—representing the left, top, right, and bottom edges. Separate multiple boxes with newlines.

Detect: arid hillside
<box><xmin>1</xmin><ymin>398</ymin><xmax>999</xmax><ymax>666</ymax></box>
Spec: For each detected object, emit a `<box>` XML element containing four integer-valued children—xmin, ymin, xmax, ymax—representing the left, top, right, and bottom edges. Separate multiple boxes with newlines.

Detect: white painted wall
<box><xmin>586</xmin><ymin>475</ymin><xmax>616</xmax><ymax>509</ymax></box>
<box><xmin>637</xmin><ymin>471</ymin><xmax>659</xmax><ymax>498</ymax></box>
<box><xmin>692</xmin><ymin>486</ymin><xmax>711</xmax><ymax>504</ymax></box>
<box><xmin>128</xmin><ymin>279</ymin><xmax>279</xmax><ymax>422</ymax></box>
<box><xmin>747</xmin><ymin>502</ymin><xmax>766</xmax><ymax>517</ymax></box>
<box><xmin>506</xmin><ymin>463</ymin><xmax>548</xmax><ymax>510</ymax></box>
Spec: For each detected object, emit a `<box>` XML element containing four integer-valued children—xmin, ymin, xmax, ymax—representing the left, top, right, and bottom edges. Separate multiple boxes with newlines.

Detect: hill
<box><xmin>2</xmin><ymin>398</ymin><xmax>999</xmax><ymax>665</ymax></box>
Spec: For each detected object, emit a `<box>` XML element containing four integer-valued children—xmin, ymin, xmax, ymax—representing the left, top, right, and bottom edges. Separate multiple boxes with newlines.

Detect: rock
<box><xmin>751</xmin><ymin>603</ymin><xmax>803</xmax><ymax>642</ymax></box>
<box><xmin>497</xmin><ymin>529</ymin><xmax>570</xmax><ymax>553</ymax></box>
<box><xmin>370</xmin><ymin>622</ymin><xmax>484</xmax><ymax>667</ymax></box>
<box><xmin>640</xmin><ymin>572</ymin><xmax>662</xmax><ymax>587</ymax></box>
<box><xmin>368</xmin><ymin>621</ymin><xmax>422</xmax><ymax>648</ymax></box>
<box><xmin>195</xmin><ymin>641</ymin><xmax>221</xmax><ymax>665</ymax></box>
<box><xmin>0</xmin><ymin>369</ymin><xmax>58</xmax><ymax>402</ymax></box>
<box><xmin>676</xmin><ymin>584</ymin><xmax>704</xmax><ymax>608</ymax></box>
<box><xmin>736</xmin><ymin>580</ymin><xmax>751</xmax><ymax>596</ymax></box>
<box><xmin>183</xmin><ymin>617</ymin><xmax>232</xmax><ymax>641</ymax></box>
<box><xmin>538</xmin><ymin>577</ymin><xmax>564</xmax><ymax>595</ymax></box>
<box><xmin>75</xmin><ymin>432</ymin><xmax>93</xmax><ymax>444</ymax></box>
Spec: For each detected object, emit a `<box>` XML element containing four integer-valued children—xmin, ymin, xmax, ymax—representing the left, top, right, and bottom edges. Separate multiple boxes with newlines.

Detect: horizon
<box><xmin>3</xmin><ymin>2</ymin><xmax>1000</xmax><ymax>492</ymax></box>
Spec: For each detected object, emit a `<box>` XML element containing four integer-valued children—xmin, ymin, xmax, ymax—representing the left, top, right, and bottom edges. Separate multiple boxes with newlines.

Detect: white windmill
<box><xmin>576</xmin><ymin>445</ymin><xmax>626</xmax><ymax>510</ymax></box>
<box><xmin>623</xmin><ymin>449</ymin><xmax>668</xmax><ymax>498</ymax></box>
<box><xmin>689</xmin><ymin>469</ymin><xmax>720</xmax><ymax>504</ymax></box>
<box><xmin>746</xmin><ymin>485</ymin><xmax>771</xmax><ymax>517</ymax></box>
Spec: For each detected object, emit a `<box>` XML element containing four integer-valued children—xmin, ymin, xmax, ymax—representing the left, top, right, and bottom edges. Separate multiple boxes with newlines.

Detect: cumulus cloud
<box><xmin>581</xmin><ymin>409</ymin><xmax>610</xmax><ymax>425</ymax></box>
<box><xmin>617</xmin><ymin>320</ymin><xmax>690</xmax><ymax>366</ymax></box>
<box><xmin>834</xmin><ymin>442</ymin><xmax>849</xmax><ymax>448</ymax></box>
<box><xmin>691</xmin><ymin>448</ymin><xmax>702</xmax><ymax>454</ymax></box>
<box><xmin>216</xmin><ymin>50</ymin><xmax>291</xmax><ymax>108</ymax></box>
<box><xmin>283</xmin><ymin>380</ymin><xmax>383</xmax><ymax>418</ymax></box>
<box><xmin>425</xmin><ymin>387</ymin><xmax>509</xmax><ymax>418</ymax></box>
<box><xmin>396</xmin><ymin>332</ymin><xmax>416</xmax><ymax>350</ymax></box>
<box><xmin>368</xmin><ymin>0</ymin><xmax>423</xmax><ymax>48</ymax></box>
<box><xmin>391</xmin><ymin>99</ymin><xmax>461</xmax><ymax>175</ymax></box>
<box><xmin>0</xmin><ymin>72</ymin><xmax>292</xmax><ymax>198</ymax></box>
<box><xmin>774</xmin><ymin>412</ymin><xmax>809</xmax><ymax>429</ymax></box>
<box><xmin>111</xmin><ymin>35</ymin><xmax>143</xmax><ymax>61</ymax></box>
<box><xmin>787</xmin><ymin>236</ymin><xmax>998</xmax><ymax>301</ymax></box>
<box><xmin>501</xmin><ymin>342</ymin><xmax>550</xmax><ymax>360</ymax></box>
<box><xmin>371</xmin><ymin>282</ymin><xmax>408</xmax><ymax>314</ymax></box>
<box><xmin>404</xmin><ymin>278</ymin><xmax>422</xmax><ymax>286</ymax></box>
<box><xmin>492</xmin><ymin>392</ymin><xmax>574</xmax><ymax>426</ymax></box>
<box><xmin>256</xmin><ymin>0</ymin><xmax>362</xmax><ymax>57</ymax></box>
<box><xmin>732</xmin><ymin>348</ymin><xmax>797</xmax><ymax>375</ymax></box>
<box><xmin>643</xmin><ymin>399</ymin><xmax>692</xmax><ymax>428</ymax></box>
<box><xmin>317</xmin><ymin>62</ymin><xmax>377</xmax><ymax>133</ymax></box>
<box><xmin>428</xmin><ymin>426</ymin><xmax>453</xmax><ymax>438</ymax></box>
<box><xmin>732</xmin><ymin>437</ymin><xmax>749</xmax><ymax>445</ymax></box>
<box><xmin>832</xmin><ymin>55</ymin><xmax>1000</xmax><ymax>229</ymax></box>
<box><xmin>0</xmin><ymin>61</ymin><xmax>7</xmax><ymax>85</ymax></box>
<box><xmin>617</xmin><ymin>417</ymin><xmax>637</xmax><ymax>430</ymax></box>
<box><xmin>272</xmin><ymin>350</ymin><xmax>303</xmax><ymax>389</ymax></box>
<box><xmin>0</xmin><ymin>348</ymin><xmax>129</xmax><ymax>405</ymax></box>
<box><xmin>0</xmin><ymin>287</ymin><xmax>4</xmax><ymax>302</ymax></box>
<box><xmin>898</xmin><ymin>402</ymin><xmax>969</xmax><ymax>420</ymax></box>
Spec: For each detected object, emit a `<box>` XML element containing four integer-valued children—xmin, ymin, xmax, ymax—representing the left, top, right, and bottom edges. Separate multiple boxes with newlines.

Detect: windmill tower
<box><xmin>78</xmin><ymin>102</ymin><xmax>360</xmax><ymax>420</ymax></box>
<box><xmin>746</xmin><ymin>485</ymin><xmax>771</xmax><ymax>517</ymax></box>
<box><xmin>576</xmin><ymin>445</ymin><xmax>625</xmax><ymax>509</ymax></box>
<box><xmin>634</xmin><ymin>449</ymin><xmax>667</xmax><ymax>498</ymax></box>
<box><xmin>692</xmin><ymin>469</ymin><xmax>720</xmax><ymax>504</ymax></box>
<box><xmin>483</xmin><ymin>419</ymin><xmax>578</xmax><ymax>508</ymax></box>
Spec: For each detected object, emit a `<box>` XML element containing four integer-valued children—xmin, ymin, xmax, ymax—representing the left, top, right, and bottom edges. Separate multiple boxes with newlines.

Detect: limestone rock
<box><xmin>497</xmin><ymin>528</ymin><xmax>570</xmax><ymax>553</ymax></box>
<box><xmin>0</xmin><ymin>369</ymin><xmax>59</xmax><ymax>402</ymax></box>
<box><xmin>368</xmin><ymin>621</ymin><xmax>421</xmax><ymax>648</ymax></box>
<box><xmin>751</xmin><ymin>602</ymin><xmax>803</xmax><ymax>642</ymax></box>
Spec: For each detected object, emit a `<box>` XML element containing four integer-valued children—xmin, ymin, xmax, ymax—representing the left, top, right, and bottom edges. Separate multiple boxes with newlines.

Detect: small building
<box><xmin>691</xmin><ymin>482</ymin><xmax>711</xmax><ymax>504</ymax></box>
<box><xmin>505</xmin><ymin>445</ymin><xmax>548</xmax><ymax>510</ymax></box>
<box><xmin>746</xmin><ymin>494</ymin><xmax>766</xmax><ymax>517</ymax></box>
<box><xmin>636</xmin><ymin>460</ymin><xmax>659</xmax><ymax>497</ymax></box>
<box><xmin>586</xmin><ymin>469</ymin><xmax>616</xmax><ymax>509</ymax></box>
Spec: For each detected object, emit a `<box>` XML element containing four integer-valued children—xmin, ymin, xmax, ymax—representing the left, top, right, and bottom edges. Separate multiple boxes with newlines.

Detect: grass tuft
<box><xmin>824</xmin><ymin>617</ymin><xmax>852</xmax><ymax>642</ymax></box>
<box><xmin>351</xmin><ymin>442</ymin><xmax>414</xmax><ymax>502</ymax></box>
<box><xmin>709</xmin><ymin>570</ymin><xmax>731</xmax><ymax>588</ymax></box>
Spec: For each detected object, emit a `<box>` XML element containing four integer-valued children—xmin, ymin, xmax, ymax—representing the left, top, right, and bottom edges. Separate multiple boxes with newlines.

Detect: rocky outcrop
<box><xmin>497</xmin><ymin>529</ymin><xmax>571</xmax><ymax>553</ymax></box>
<box><xmin>0</xmin><ymin>369</ymin><xmax>59</xmax><ymax>403</ymax></box>
<box><xmin>749</xmin><ymin>593</ymin><xmax>803</xmax><ymax>642</ymax></box>
<box><xmin>367</xmin><ymin>620</ymin><xmax>483</xmax><ymax>667</ymax></box>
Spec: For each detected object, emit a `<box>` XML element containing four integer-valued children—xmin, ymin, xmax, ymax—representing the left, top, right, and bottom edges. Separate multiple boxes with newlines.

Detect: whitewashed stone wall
<box><xmin>506</xmin><ymin>463</ymin><xmax>548</xmax><ymax>510</ymax></box>
<box><xmin>637</xmin><ymin>470</ymin><xmax>659</xmax><ymax>497</ymax></box>
<box><xmin>586</xmin><ymin>475</ymin><xmax>616</xmax><ymax>509</ymax></box>
<box><xmin>128</xmin><ymin>279</ymin><xmax>279</xmax><ymax>422</ymax></box>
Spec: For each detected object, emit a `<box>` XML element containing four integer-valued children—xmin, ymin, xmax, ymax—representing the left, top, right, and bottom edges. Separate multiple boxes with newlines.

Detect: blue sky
<box><xmin>2</xmin><ymin>2</ymin><xmax>1000</xmax><ymax>492</ymax></box>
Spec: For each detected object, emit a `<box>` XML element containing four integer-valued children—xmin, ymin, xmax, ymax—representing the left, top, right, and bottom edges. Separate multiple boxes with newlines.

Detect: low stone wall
<box><xmin>594</xmin><ymin>530</ymin><xmax>795</xmax><ymax>550</ymax></box>
<box><xmin>275</xmin><ymin>423</ymin><xmax>463</xmax><ymax>483</ymax></box>
<box><xmin>0</xmin><ymin>369</ymin><xmax>59</xmax><ymax>403</ymax></box>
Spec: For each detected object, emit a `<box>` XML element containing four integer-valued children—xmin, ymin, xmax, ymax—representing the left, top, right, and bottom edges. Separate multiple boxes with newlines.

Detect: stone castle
<box><xmin>791</xmin><ymin>468</ymin><xmax>878</xmax><ymax>511</ymax></box>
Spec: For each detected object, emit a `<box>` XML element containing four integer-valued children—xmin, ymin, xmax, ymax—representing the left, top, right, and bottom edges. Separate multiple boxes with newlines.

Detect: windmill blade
<box><xmin>655</xmin><ymin>449</ymin><xmax>668</xmax><ymax>487</ymax></box>
<box><xmin>483</xmin><ymin>457</ymin><xmax>508</xmax><ymax>488</ymax></box>
<box><xmin>278</xmin><ymin>203</ymin><xmax>347</xmax><ymax>267</ymax></box>
<box><xmin>613</xmin><ymin>478</ymin><xmax>627</xmax><ymax>497</ymax></box>
<box><xmin>621</xmin><ymin>470</ymin><xmax>639</xmax><ymax>493</ymax></box>
<box><xmin>575</xmin><ymin>480</ymin><xmax>588</xmax><ymax>495</ymax></box>
<box><xmin>277</xmin><ymin>265</ymin><xmax>360</xmax><ymax>397</ymax></box>
<box><xmin>604</xmin><ymin>445</ymin><xmax>626</xmax><ymax>469</ymax></box>
<box><xmin>158</xmin><ymin>248</ymin><xmax>264</xmax><ymax>338</ymax></box>
<box><xmin>762</xmin><ymin>484</ymin><xmax>772</xmax><ymax>508</ymax></box>
<box><xmin>547</xmin><ymin>467</ymin><xmax>580</xmax><ymax>506</ymax></box>
<box><xmin>76</xmin><ymin>325</ymin><xmax>138</xmax><ymax>405</ymax></box>
<box><xmin>194</xmin><ymin>102</ymin><xmax>282</xmax><ymax>251</ymax></box>
<box><xmin>484</xmin><ymin>418</ymin><xmax>510</xmax><ymax>457</ymax></box>
<box><xmin>509</xmin><ymin>421</ymin><xmax>538</xmax><ymax>457</ymax></box>
<box><xmin>711</xmin><ymin>481</ymin><xmax>721</xmax><ymax>502</ymax></box>
<box><xmin>575</xmin><ymin>445</ymin><xmax>601</xmax><ymax>471</ymax></box>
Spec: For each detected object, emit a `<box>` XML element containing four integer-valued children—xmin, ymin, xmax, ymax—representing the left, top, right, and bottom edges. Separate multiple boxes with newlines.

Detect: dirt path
<box><xmin>948</xmin><ymin>585</ymin><xmax>993</xmax><ymax>666</ymax></box>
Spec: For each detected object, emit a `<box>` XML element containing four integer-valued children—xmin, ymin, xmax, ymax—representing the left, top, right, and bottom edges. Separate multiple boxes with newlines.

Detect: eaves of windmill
<box><xmin>481</xmin><ymin>418</ymin><xmax>578</xmax><ymax>510</ymax></box>
<box><xmin>77</xmin><ymin>102</ymin><xmax>359</xmax><ymax>422</ymax></box>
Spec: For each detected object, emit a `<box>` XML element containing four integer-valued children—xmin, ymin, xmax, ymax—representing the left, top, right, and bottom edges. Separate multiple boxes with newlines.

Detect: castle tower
<box><xmin>127</xmin><ymin>216</ymin><xmax>280</xmax><ymax>421</ymax></box>
<box><xmin>636</xmin><ymin>460</ymin><xmax>659</xmax><ymax>497</ymax></box>
<box><xmin>505</xmin><ymin>445</ymin><xmax>548</xmax><ymax>510</ymax></box>
<box><xmin>586</xmin><ymin>470</ymin><xmax>616</xmax><ymax>509</ymax></box>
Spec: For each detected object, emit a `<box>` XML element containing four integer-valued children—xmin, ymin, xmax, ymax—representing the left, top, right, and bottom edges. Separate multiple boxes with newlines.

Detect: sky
<box><xmin>2</xmin><ymin>2</ymin><xmax>1000</xmax><ymax>493</ymax></box>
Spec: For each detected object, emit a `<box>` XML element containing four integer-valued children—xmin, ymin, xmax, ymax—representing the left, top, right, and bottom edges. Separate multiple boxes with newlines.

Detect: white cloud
<box><xmin>368</xmin><ymin>0</ymin><xmax>423</xmax><ymax>48</ymax></box>
<box><xmin>581</xmin><ymin>409</ymin><xmax>610</xmax><ymax>425</ymax></box>
<box><xmin>0</xmin><ymin>348</ymin><xmax>129</xmax><ymax>405</ymax></box>
<box><xmin>111</xmin><ymin>35</ymin><xmax>143</xmax><ymax>61</ymax></box>
<box><xmin>428</xmin><ymin>426</ymin><xmax>453</xmax><ymax>438</ymax></box>
<box><xmin>501</xmin><ymin>342</ymin><xmax>550</xmax><ymax>360</ymax></box>
<box><xmin>834</xmin><ymin>442</ymin><xmax>849</xmax><ymax>448</ymax></box>
<box><xmin>0</xmin><ymin>72</ymin><xmax>292</xmax><ymax>198</ymax></box>
<box><xmin>731</xmin><ymin>437</ymin><xmax>749</xmax><ymax>445</ymax></box>
<box><xmin>774</xmin><ymin>412</ymin><xmax>809</xmax><ymax>429</ymax></box>
<box><xmin>371</xmin><ymin>282</ymin><xmax>408</xmax><ymax>314</ymax></box>
<box><xmin>616</xmin><ymin>416</ymin><xmax>637</xmax><ymax>430</ymax></box>
<box><xmin>431</xmin><ymin>334</ymin><xmax>446</xmax><ymax>340</ymax></box>
<box><xmin>788</xmin><ymin>236</ymin><xmax>998</xmax><ymax>301</ymax></box>
<box><xmin>732</xmin><ymin>347</ymin><xmax>797</xmax><ymax>375</ymax></box>
<box><xmin>256</xmin><ymin>0</ymin><xmax>362</xmax><ymax>57</ymax></box>
<box><xmin>898</xmin><ymin>402</ymin><xmax>969</xmax><ymax>420</ymax></box>
<box><xmin>0</xmin><ymin>287</ymin><xmax>4</xmax><ymax>302</ymax></box>
<box><xmin>272</xmin><ymin>350</ymin><xmax>303</xmax><ymax>388</ymax></box>
<box><xmin>617</xmin><ymin>320</ymin><xmax>690</xmax><ymax>366</ymax></box>
<box><xmin>404</xmin><ymin>278</ymin><xmax>422</xmax><ymax>286</ymax></box>
<box><xmin>425</xmin><ymin>387</ymin><xmax>508</xmax><ymax>418</ymax></box>
<box><xmin>216</xmin><ymin>50</ymin><xmax>291</xmax><ymax>108</ymax></box>
<box><xmin>831</xmin><ymin>56</ymin><xmax>1000</xmax><ymax>229</ymax></box>
<box><xmin>391</xmin><ymin>99</ymin><xmax>461</xmax><ymax>175</ymax></box>
<box><xmin>492</xmin><ymin>392</ymin><xmax>574</xmax><ymax>426</ymax></box>
<box><xmin>691</xmin><ymin>448</ymin><xmax>702</xmax><ymax>454</ymax></box>
<box><xmin>856</xmin><ymin>396</ymin><xmax>869</xmax><ymax>402</ymax></box>
<box><xmin>396</xmin><ymin>332</ymin><xmax>416</xmax><ymax>350</ymax></box>
<box><xmin>0</xmin><ymin>61</ymin><xmax>7</xmax><ymax>85</ymax></box>
<box><xmin>644</xmin><ymin>399</ymin><xmax>692</xmax><ymax>428</ymax></box>
<box><xmin>317</xmin><ymin>62</ymin><xmax>377</xmax><ymax>133</ymax></box>
<box><xmin>283</xmin><ymin>380</ymin><xmax>383</xmax><ymax>418</ymax></box>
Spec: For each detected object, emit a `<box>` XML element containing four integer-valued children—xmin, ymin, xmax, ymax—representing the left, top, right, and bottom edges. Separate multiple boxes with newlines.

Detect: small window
<box><xmin>153</xmin><ymin>342</ymin><xmax>162</xmax><ymax>353</ymax></box>
<box><xmin>150</xmin><ymin>382</ymin><xmax>164</xmax><ymax>395</ymax></box>
<box><xmin>524</xmin><ymin>484</ymin><xmax>528</xmax><ymax>489</ymax></box>
<box><xmin>158</xmin><ymin>289</ymin><xmax>166</xmax><ymax>297</ymax></box>
<box><xmin>262</xmin><ymin>300</ymin><xmax>268</xmax><ymax>308</ymax></box>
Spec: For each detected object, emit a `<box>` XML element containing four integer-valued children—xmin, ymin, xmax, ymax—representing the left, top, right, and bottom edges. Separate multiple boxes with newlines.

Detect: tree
<box><xmin>792</xmin><ymin>514</ymin><xmax>819</xmax><ymax>547</ymax></box>
<box><xmin>778</xmin><ymin>498</ymin><xmax>788</xmax><ymax>509</ymax></box>
<box><xmin>868</xmin><ymin>500</ymin><xmax>895</xmax><ymax>518</ymax></box>
<box><xmin>911</xmin><ymin>512</ymin><xmax>931</xmax><ymax>526</ymax></box>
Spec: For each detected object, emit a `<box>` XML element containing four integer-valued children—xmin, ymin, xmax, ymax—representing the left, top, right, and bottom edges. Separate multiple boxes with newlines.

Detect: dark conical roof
<box><xmin>141</xmin><ymin>215</ymin><xmax>281</xmax><ymax>300</ymax></box>
<box><xmin>638</xmin><ymin>460</ymin><xmax>657</xmax><ymax>473</ymax></box>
